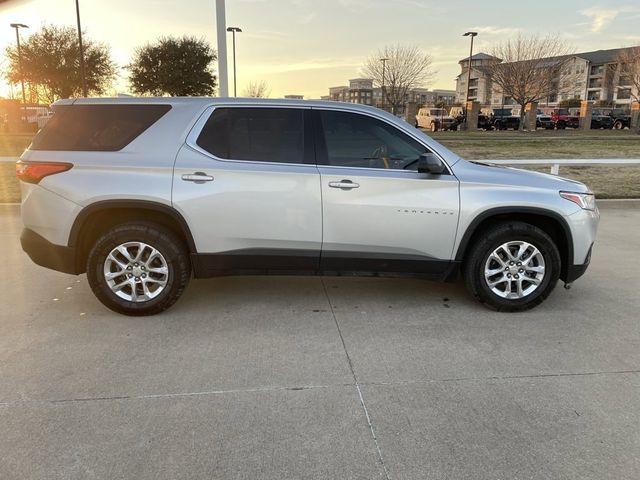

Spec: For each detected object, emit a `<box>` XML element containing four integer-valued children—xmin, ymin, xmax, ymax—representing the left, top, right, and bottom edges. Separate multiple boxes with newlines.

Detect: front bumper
<box><xmin>21</xmin><ymin>228</ymin><xmax>79</xmax><ymax>275</ymax></box>
<box><xmin>563</xmin><ymin>244</ymin><xmax>593</xmax><ymax>283</ymax></box>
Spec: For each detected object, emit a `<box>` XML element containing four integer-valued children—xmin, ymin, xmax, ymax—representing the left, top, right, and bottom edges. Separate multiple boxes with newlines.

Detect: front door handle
<box><xmin>328</xmin><ymin>179</ymin><xmax>360</xmax><ymax>190</ymax></box>
<box><xmin>182</xmin><ymin>172</ymin><xmax>214</xmax><ymax>183</ymax></box>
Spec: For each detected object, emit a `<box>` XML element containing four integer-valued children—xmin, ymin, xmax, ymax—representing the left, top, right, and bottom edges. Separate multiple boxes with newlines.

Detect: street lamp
<box><xmin>380</xmin><ymin>57</ymin><xmax>388</xmax><ymax>110</ymax></box>
<box><xmin>463</xmin><ymin>32</ymin><xmax>478</xmax><ymax>107</ymax></box>
<box><xmin>75</xmin><ymin>0</ymin><xmax>87</xmax><ymax>97</ymax></box>
<box><xmin>226</xmin><ymin>26</ymin><xmax>242</xmax><ymax>97</ymax></box>
<box><xmin>9</xmin><ymin>23</ymin><xmax>28</xmax><ymax>122</ymax></box>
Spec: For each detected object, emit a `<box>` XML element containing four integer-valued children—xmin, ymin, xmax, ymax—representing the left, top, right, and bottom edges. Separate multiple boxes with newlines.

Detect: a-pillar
<box><xmin>579</xmin><ymin>101</ymin><xmax>593</xmax><ymax>130</ymax></box>
<box><xmin>465</xmin><ymin>101</ymin><xmax>480</xmax><ymax>131</ymax></box>
<box><xmin>524</xmin><ymin>102</ymin><xmax>538</xmax><ymax>131</ymax></box>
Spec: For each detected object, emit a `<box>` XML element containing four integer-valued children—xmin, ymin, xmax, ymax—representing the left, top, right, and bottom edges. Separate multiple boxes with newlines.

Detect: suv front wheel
<box><xmin>463</xmin><ymin>222</ymin><xmax>561</xmax><ymax>311</ymax></box>
<box><xmin>86</xmin><ymin>222</ymin><xmax>191</xmax><ymax>316</ymax></box>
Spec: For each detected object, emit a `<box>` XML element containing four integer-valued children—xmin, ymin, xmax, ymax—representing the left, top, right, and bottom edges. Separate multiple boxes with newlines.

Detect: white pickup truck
<box><xmin>415</xmin><ymin>107</ymin><xmax>457</xmax><ymax>131</ymax></box>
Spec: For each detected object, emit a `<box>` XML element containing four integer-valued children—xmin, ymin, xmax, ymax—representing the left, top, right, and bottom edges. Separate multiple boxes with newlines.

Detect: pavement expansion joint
<box><xmin>321</xmin><ymin>278</ymin><xmax>391</xmax><ymax>480</ymax></box>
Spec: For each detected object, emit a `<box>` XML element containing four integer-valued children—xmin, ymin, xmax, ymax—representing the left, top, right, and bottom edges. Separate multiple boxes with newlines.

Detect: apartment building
<box><xmin>347</xmin><ymin>78</ymin><xmax>374</xmax><ymax>105</ymax></box>
<box><xmin>456</xmin><ymin>47</ymin><xmax>639</xmax><ymax>108</ymax></box>
<box><xmin>326</xmin><ymin>78</ymin><xmax>456</xmax><ymax>110</ymax></box>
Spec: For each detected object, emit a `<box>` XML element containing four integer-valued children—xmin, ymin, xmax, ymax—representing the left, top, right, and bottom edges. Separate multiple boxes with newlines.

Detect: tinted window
<box><xmin>31</xmin><ymin>104</ymin><xmax>171</xmax><ymax>151</ymax></box>
<box><xmin>197</xmin><ymin>108</ymin><xmax>304</xmax><ymax>163</ymax></box>
<box><xmin>319</xmin><ymin>110</ymin><xmax>428</xmax><ymax>170</ymax></box>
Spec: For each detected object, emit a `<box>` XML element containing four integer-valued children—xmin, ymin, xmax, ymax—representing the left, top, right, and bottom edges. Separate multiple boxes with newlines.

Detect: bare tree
<box><xmin>616</xmin><ymin>46</ymin><xmax>640</xmax><ymax>132</ymax></box>
<box><xmin>243</xmin><ymin>80</ymin><xmax>271</xmax><ymax>98</ymax></box>
<box><xmin>485</xmin><ymin>34</ymin><xmax>575</xmax><ymax>130</ymax></box>
<box><xmin>362</xmin><ymin>44</ymin><xmax>434</xmax><ymax>114</ymax></box>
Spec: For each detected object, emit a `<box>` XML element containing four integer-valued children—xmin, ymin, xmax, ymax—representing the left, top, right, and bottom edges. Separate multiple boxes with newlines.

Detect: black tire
<box><xmin>556</xmin><ymin>121</ymin><xmax>566</xmax><ymax>130</ymax></box>
<box><xmin>86</xmin><ymin>222</ymin><xmax>191</xmax><ymax>316</ymax></box>
<box><xmin>430</xmin><ymin>122</ymin><xmax>438</xmax><ymax>132</ymax></box>
<box><xmin>613</xmin><ymin>120</ymin><xmax>624</xmax><ymax>130</ymax></box>
<box><xmin>463</xmin><ymin>222</ymin><xmax>561</xmax><ymax>312</ymax></box>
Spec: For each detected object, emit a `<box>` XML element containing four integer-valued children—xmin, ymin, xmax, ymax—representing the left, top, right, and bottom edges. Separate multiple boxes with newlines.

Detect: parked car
<box><xmin>449</xmin><ymin>106</ymin><xmax>465</xmax><ymax>119</ymax></box>
<box><xmin>477</xmin><ymin>114</ymin><xmax>494</xmax><ymax>131</ymax></box>
<box><xmin>18</xmin><ymin>98</ymin><xmax>599</xmax><ymax>315</ymax></box>
<box><xmin>551</xmin><ymin>108</ymin><xmax>579</xmax><ymax>129</ymax></box>
<box><xmin>609</xmin><ymin>109</ymin><xmax>631</xmax><ymax>130</ymax></box>
<box><xmin>536</xmin><ymin>114</ymin><xmax>555</xmax><ymax>130</ymax></box>
<box><xmin>415</xmin><ymin>107</ymin><xmax>457</xmax><ymax>131</ymax></box>
<box><xmin>490</xmin><ymin>109</ymin><xmax>521</xmax><ymax>130</ymax></box>
<box><xmin>590</xmin><ymin>110</ymin><xmax>614</xmax><ymax>129</ymax></box>
<box><xmin>449</xmin><ymin>110</ymin><xmax>493</xmax><ymax>131</ymax></box>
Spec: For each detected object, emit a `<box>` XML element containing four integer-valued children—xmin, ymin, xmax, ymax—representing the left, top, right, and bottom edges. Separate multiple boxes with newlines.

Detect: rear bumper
<box><xmin>20</xmin><ymin>228</ymin><xmax>79</xmax><ymax>275</ymax></box>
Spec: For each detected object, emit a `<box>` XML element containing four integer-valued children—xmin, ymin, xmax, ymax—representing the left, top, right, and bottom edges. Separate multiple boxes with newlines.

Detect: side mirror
<box><xmin>417</xmin><ymin>152</ymin><xmax>446</xmax><ymax>175</ymax></box>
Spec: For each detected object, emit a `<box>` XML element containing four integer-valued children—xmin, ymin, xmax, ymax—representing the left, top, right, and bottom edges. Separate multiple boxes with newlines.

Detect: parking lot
<box><xmin>1</xmin><ymin>202</ymin><xmax>639</xmax><ymax>479</ymax></box>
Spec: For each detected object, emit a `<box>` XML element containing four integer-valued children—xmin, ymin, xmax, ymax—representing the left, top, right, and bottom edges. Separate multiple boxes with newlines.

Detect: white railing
<box><xmin>480</xmin><ymin>159</ymin><xmax>640</xmax><ymax>175</ymax></box>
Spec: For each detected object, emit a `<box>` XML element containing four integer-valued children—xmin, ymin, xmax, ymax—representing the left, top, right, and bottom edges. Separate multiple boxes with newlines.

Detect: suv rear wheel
<box><xmin>463</xmin><ymin>222</ymin><xmax>560</xmax><ymax>312</ymax></box>
<box><xmin>86</xmin><ymin>222</ymin><xmax>191</xmax><ymax>316</ymax></box>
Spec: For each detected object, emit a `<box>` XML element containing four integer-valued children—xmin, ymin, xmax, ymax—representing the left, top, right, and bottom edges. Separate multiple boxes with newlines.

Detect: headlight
<box><xmin>560</xmin><ymin>191</ymin><xmax>596</xmax><ymax>210</ymax></box>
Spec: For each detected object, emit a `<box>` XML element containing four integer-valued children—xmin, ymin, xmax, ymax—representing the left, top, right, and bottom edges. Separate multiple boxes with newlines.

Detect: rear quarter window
<box><xmin>30</xmin><ymin>104</ymin><xmax>171</xmax><ymax>151</ymax></box>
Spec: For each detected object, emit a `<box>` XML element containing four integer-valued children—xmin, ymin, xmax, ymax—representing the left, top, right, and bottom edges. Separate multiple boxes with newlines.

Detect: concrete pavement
<box><xmin>1</xmin><ymin>204</ymin><xmax>639</xmax><ymax>479</ymax></box>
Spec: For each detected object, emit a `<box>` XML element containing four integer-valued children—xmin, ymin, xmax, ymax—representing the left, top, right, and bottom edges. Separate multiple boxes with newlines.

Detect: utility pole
<box><xmin>227</xmin><ymin>26</ymin><xmax>242</xmax><ymax>97</ymax></box>
<box><xmin>216</xmin><ymin>0</ymin><xmax>229</xmax><ymax>97</ymax></box>
<box><xmin>75</xmin><ymin>0</ymin><xmax>87</xmax><ymax>97</ymax></box>
<box><xmin>10</xmin><ymin>23</ymin><xmax>28</xmax><ymax>121</ymax></box>
<box><xmin>380</xmin><ymin>57</ymin><xmax>388</xmax><ymax>110</ymax></box>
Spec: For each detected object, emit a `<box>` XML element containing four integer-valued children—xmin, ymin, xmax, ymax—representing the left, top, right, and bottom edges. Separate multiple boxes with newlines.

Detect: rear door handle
<box><xmin>182</xmin><ymin>172</ymin><xmax>214</xmax><ymax>183</ymax></box>
<box><xmin>328</xmin><ymin>180</ymin><xmax>360</xmax><ymax>190</ymax></box>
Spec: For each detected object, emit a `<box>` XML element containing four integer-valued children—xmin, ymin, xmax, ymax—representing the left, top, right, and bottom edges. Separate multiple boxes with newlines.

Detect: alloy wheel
<box><xmin>483</xmin><ymin>241</ymin><xmax>546</xmax><ymax>299</ymax></box>
<box><xmin>103</xmin><ymin>241</ymin><xmax>169</xmax><ymax>302</ymax></box>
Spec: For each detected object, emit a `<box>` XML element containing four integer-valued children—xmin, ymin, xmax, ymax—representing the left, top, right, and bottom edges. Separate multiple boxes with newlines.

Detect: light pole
<box><xmin>227</xmin><ymin>26</ymin><xmax>242</xmax><ymax>97</ymax></box>
<box><xmin>75</xmin><ymin>0</ymin><xmax>87</xmax><ymax>97</ymax></box>
<box><xmin>463</xmin><ymin>32</ymin><xmax>478</xmax><ymax>107</ymax></box>
<box><xmin>216</xmin><ymin>0</ymin><xmax>229</xmax><ymax>97</ymax></box>
<box><xmin>380</xmin><ymin>57</ymin><xmax>388</xmax><ymax>110</ymax></box>
<box><xmin>10</xmin><ymin>23</ymin><xmax>28</xmax><ymax>122</ymax></box>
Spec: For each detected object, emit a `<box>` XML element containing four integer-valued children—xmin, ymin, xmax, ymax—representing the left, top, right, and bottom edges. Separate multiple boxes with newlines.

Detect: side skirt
<box><xmin>191</xmin><ymin>249</ymin><xmax>460</xmax><ymax>282</ymax></box>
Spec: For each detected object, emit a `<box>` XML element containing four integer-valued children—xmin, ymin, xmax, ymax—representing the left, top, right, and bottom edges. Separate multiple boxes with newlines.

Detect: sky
<box><xmin>0</xmin><ymin>0</ymin><xmax>639</xmax><ymax>99</ymax></box>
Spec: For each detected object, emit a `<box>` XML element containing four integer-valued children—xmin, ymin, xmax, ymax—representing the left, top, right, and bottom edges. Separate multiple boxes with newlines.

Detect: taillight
<box><xmin>15</xmin><ymin>161</ymin><xmax>73</xmax><ymax>184</ymax></box>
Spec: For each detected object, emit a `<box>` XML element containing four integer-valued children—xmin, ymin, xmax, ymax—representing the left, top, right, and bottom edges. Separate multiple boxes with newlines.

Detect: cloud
<box><xmin>244</xmin><ymin>29</ymin><xmax>292</xmax><ymax>40</ymax></box>
<box><xmin>299</xmin><ymin>12</ymin><xmax>317</xmax><ymax>24</ymax></box>
<box><xmin>579</xmin><ymin>6</ymin><xmax>619</xmax><ymax>32</ymax></box>
<box><xmin>579</xmin><ymin>5</ymin><xmax>640</xmax><ymax>32</ymax></box>
<box><xmin>392</xmin><ymin>0</ymin><xmax>431</xmax><ymax>9</ymax></box>
<box><xmin>249</xmin><ymin>57</ymin><xmax>362</xmax><ymax>75</ymax></box>
<box><xmin>468</xmin><ymin>25</ymin><xmax>522</xmax><ymax>36</ymax></box>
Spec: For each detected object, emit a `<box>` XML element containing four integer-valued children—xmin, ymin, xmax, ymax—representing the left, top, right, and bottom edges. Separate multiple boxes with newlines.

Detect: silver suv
<box><xmin>18</xmin><ymin>98</ymin><xmax>598</xmax><ymax>316</ymax></box>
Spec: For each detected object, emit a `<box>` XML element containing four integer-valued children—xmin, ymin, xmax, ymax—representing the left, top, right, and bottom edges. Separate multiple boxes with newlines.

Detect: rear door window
<box><xmin>30</xmin><ymin>104</ymin><xmax>171</xmax><ymax>151</ymax></box>
<box><xmin>196</xmin><ymin>107</ymin><xmax>305</xmax><ymax>164</ymax></box>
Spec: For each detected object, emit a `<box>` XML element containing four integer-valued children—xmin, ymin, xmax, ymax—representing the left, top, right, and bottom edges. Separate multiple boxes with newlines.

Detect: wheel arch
<box><xmin>455</xmin><ymin>207</ymin><xmax>573</xmax><ymax>281</ymax></box>
<box><xmin>69</xmin><ymin>200</ymin><xmax>197</xmax><ymax>274</ymax></box>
